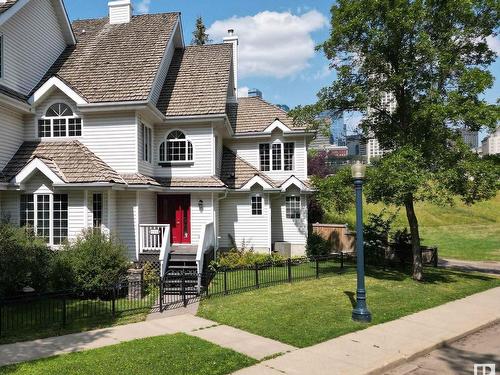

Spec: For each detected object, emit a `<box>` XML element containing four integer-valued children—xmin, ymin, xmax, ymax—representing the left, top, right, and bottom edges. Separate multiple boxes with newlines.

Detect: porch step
<box><xmin>170</xmin><ymin>255</ymin><xmax>196</xmax><ymax>262</ymax></box>
<box><xmin>168</xmin><ymin>265</ymin><xmax>197</xmax><ymax>270</ymax></box>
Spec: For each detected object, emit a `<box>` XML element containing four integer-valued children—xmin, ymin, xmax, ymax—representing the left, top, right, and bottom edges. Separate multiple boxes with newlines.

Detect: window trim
<box><xmin>37</xmin><ymin>101</ymin><xmax>82</xmax><ymax>139</ymax></box>
<box><xmin>285</xmin><ymin>195</ymin><xmax>301</xmax><ymax>219</ymax></box>
<box><xmin>141</xmin><ymin>123</ymin><xmax>153</xmax><ymax>163</ymax></box>
<box><xmin>20</xmin><ymin>193</ymin><xmax>68</xmax><ymax>246</ymax></box>
<box><xmin>251</xmin><ymin>194</ymin><xmax>263</xmax><ymax>216</ymax></box>
<box><xmin>259</xmin><ymin>141</ymin><xmax>295</xmax><ymax>172</ymax></box>
<box><xmin>92</xmin><ymin>192</ymin><xmax>103</xmax><ymax>229</ymax></box>
<box><xmin>158</xmin><ymin>129</ymin><xmax>194</xmax><ymax>165</ymax></box>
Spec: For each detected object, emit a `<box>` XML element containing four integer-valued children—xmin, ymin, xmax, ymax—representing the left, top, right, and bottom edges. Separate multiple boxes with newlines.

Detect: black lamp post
<box><xmin>351</xmin><ymin>161</ymin><xmax>372</xmax><ymax>323</ymax></box>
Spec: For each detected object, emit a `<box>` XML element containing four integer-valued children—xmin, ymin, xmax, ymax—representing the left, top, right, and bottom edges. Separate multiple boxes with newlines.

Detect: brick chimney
<box><xmin>108</xmin><ymin>0</ymin><xmax>132</xmax><ymax>24</ymax></box>
<box><xmin>224</xmin><ymin>29</ymin><xmax>239</xmax><ymax>100</ymax></box>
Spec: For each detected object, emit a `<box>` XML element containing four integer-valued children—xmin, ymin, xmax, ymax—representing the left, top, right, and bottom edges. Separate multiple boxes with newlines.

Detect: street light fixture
<box><xmin>351</xmin><ymin>161</ymin><xmax>372</xmax><ymax>323</ymax></box>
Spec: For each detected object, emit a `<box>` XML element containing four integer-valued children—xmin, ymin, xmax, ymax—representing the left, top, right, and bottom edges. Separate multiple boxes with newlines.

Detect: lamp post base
<box><xmin>352</xmin><ymin>308</ymin><xmax>372</xmax><ymax>323</ymax></box>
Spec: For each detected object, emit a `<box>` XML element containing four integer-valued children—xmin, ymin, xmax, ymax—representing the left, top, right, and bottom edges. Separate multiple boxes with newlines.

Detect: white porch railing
<box><xmin>159</xmin><ymin>228</ymin><xmax>172</xmax><ymax>277</ymax></box>
<box><xmin>139</xmin><ymin>224</ymin><xmax>169</xmax><ymax>253</ymax></box>
<box><xmin>196</xmin><ymin>222</ymin><xmax>215</xmax><ymax>292</ymax></box>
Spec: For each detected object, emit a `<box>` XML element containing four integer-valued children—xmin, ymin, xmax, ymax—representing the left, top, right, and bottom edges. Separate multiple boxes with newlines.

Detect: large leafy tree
<box><xmin>192</xmin><ymin>16</ymin><xmax>211</xmax><ymax>46</ymax></box>
<box><xmin>293</xmin><ymin>0</ymin><xmax>500</xmax><ymax>280</ymax></box>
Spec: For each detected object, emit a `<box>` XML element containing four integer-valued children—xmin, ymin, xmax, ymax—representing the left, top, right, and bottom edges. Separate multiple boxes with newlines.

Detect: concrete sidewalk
<box><xmin>439</xmin><ymin>258</ymin><xmax>500</xmax><ymax>275</ymax></box>
<box><xmin>0</xmin><ymin>313</ymin><xmax>294</xmax><ymax>367</ymax></box>
<box><xmin>234</xmin><ymin>287</ymin><xmax>500</xmax><ymax>375</ymax></box>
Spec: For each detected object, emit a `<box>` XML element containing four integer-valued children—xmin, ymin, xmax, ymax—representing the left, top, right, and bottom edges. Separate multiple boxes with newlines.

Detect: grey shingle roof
<box><xmin>0</xmin><ymin>84</ymin><xmax>28</xmax><ymax>104</ymax></box>
<box><xmin>157</xmin><ymin>44</ymin><xmax>233</xmax><ymax>117</ymax></box>
<box><xmin>30</xmin><ymin>13</ymin><xmax>179</xmax><ymax>103</ymax></box>
<box><xmin>227</xmin><ymin>97</ymin><xmax>305</xmax><ymax>134</ymax></box>
<box><xmin>221</xmin><ymin>147</ymin><xmax>277</xmax><ymax>189</ymax></box>
<box><xmin>121</xmin><ymin>173</ymin><xmax>226</xmax><ymax>188</ymax></box>
<box><xmin>0</xmin><ymin>0</ymin><xmax>17</xmax><ymax>15</ymax></box>
<box><xmin>2</xmin><ymin>141</ymin><xmax>124</xmax><ymax>184</ymax></box>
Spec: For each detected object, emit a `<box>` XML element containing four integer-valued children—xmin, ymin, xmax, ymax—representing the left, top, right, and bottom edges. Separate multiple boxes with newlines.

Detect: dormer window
<box><xmin>38</xmin><ymin>103</ymin><xmax>82</xmax><ymax>138</ymax></box>
<box><xmin>159</xmin><ymin>130</ymin><xmax>194</xmax><ymax>163</ymax></box>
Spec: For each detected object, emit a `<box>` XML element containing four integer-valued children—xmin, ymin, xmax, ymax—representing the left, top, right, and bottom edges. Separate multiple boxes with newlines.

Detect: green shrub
<box><xmin>211</xmin><ymin>250</ymin><xmax>286</xmax><ymax>269</ymax></box>
<box><xmin>59</xmin><ymin>229</ymin><xmax>130</xmax><ymax>293</ymax></box>
<box><xmin>0</xmin><ymin>222</ymin><xmax>53</xmax><ymax>297</ymax></box>
<box><xmin>306</xmin><ymin>232</ymin><xmax>331</xmax><ymax>258</ymax></box>
<box><xmin>364</xmin><ymin>210</ymin><xmax>396</xmax><ymax>265</ymax></box>
<box><xmin>143</xmin><ymin>262</ymin><xmax>158</xmax><ymax>295</ymax></box>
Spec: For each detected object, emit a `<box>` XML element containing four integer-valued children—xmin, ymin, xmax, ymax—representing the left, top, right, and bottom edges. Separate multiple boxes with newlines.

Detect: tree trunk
<box><xmin>404</xmin><ymin>195</ymin><xmax>423</xmax><ymax>281</ymax></box>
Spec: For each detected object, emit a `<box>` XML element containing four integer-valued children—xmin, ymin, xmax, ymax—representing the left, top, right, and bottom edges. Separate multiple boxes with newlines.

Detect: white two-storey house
<box><xmin>0</xmin><ymin>0</ymin><xmax>314</xmax><ymax>271</ymax></box>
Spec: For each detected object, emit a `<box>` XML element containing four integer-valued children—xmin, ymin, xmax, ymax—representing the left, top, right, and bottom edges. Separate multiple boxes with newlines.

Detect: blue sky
<box><xmin>66</xmin><ymin>1</ymin><xmax>499</xmax><ymax>137</ymax></box>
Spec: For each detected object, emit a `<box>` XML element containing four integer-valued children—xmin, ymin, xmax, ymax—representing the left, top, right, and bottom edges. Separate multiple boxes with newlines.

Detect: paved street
<box><xmin>386</xmin><ymin>323</ymin><xmax>500</xmax><ymax>375</ymax></box>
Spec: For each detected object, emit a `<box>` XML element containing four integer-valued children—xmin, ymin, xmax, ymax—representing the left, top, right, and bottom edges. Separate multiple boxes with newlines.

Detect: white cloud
<box><xmin>135</xmin><ymin>0</ymin><xmax>151</xmax><ymax>14</ymax></box>
<box><xmin>486</xmin><ymin>35</ymin><xmax>500</xmax><ymax>55</ymax></box>
<box><xmin>208</xmin><ymin>10</ymin><xmax>328</xmax><ymax>79</ymax></box>
<box><xmin>237</xmin><ymin>86</ymin><xmax>249</xmax><ymax>97</ymax></box>
<box><xmin>313</xmin><ymin>64</ymin><xmax>332</xmax><ymax>80</ymax></box>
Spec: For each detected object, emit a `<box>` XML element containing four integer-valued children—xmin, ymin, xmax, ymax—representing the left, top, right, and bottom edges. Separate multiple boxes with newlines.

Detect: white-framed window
<box><xmin>92</xmin><ymin>193</ymin><xmax>103</xmax><ymax>228</ymax></box>
<box><xmin>141</xmin><ymin>123</ymin><xmax>152</xmax><ymax>163</ymax></box>
<box><xmin>159</xmin><ymin>130</ymin><xmax>194</xmax><ymax>163</ymax></box>
<box><xmin>38</xmin><ymin>103</ymin><xmax>82</xmax><ymax>138</ymax></box>
<box><xmin>20</xmin><ymin>193</ymin><xmax>68</xmax><ymax>245</ymax></box>
<box><xmin>251</xmin><ymin>195</ymin><xmax>263</xmax><ymax>215</ymax></box>
<box><xmin>259</xmin><ymin>142</ymin><xmax>294</xmax><ymax>171</ymax></box>
<box><xmin>285</xmin><ymin>196</ymin><xmax>301</xmax><ymax>219</ymax></box>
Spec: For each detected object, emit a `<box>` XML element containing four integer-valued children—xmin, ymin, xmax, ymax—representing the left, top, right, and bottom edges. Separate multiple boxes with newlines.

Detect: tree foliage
<box><xmin>191</xmin><ymin>16</ymin><xmax>211</xmax><ymax>46</ymax></box>
<box><xmin>311</xmin><ymin>166</ymin><xmax>355</xmax><ymax>216</ymax></box>
<box><xmin>294</xmin><ymin>0</ymin><xmax>500</xmax><ymax>280</ymax></box>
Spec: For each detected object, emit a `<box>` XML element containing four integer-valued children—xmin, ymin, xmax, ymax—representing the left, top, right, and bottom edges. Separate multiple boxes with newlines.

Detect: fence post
<box><xmin>181</xmin><ymin>271</ymin><xmax>187</xmax><ymax>308</ymax></box>
<box><xmin>340</xmin><ymin>252</ymin><xmax>344</xmax><ymax>269</ymax></box>
<box><xmin>61</xmin><ymin>296</ymin><xmax>67</xmax><ymax>328</ymax></box>
<box><xmin>433</xmin><ymin>248</ymin><xmax>439</xmax><ymax>267</ymax></box>
<box><xmin>0</xmin><ymin>299</ymin><xmax>3</xmax><ymax>337</ymax></box>
<box><xmin>316</xmin><ymin>258</ymin><xmax>320</xmax><ymax>279</ymax></box>
<box><xmin>223</xmin><ymin>269</ymin><xmax>228</xmax><ymax>295</ymax></box>
<box><xmin>159</xmin><ymin>276</ymin><xmax>163</xmax><ymax>313</ymax></box>
<box><xmin>255</xmin><ymin>263</ymin><xmax>259</xmax><ymax>289</ymax></box>
<box><xmin>287</xmin><ymin>258</ymin><xmax>292</xmax><ymax>283</ymax></box>
<box><xmin>112</xmin><ymin>286</ymin><xmax>116</xmax><ymax>318</ymax></box>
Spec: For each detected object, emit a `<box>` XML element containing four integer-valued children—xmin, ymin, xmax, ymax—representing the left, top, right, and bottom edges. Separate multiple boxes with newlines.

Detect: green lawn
<box><xmin>0</xmin><ymin>291</ymin><xmax>158</xmax><ymax>345</ymax></box>
<box><xmin>198</xmin><ymin>266</ymin><xmax>500</xmax><ymax>348</ymax></box>
<box><xmin>0</xmin><ymin>333</ymin><xmax>256</xmax><ymax>375</ymax></box>
<box><xmin>325</xmin><ymin>194</ymin><xmax>500</xmax><ymax>261</ymax></box>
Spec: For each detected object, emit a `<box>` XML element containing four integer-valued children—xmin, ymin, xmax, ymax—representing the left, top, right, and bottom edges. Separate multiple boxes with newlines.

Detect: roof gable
<box><xmin>0</xmin><ymin>0</ymin><xmax>17</xmax><ymax>15</ymax></box>
<box><xmin>30</xmin><ymin>13</ymin><xmax>179</xmax><ymax>104</ymax></box>
<box><xmin>157</xmin><ymin>44</ymin><xmax>232</xmax><ymax>117</ymax></box>
<box><xmin>226</xmin><ymin>97</ymin><xmax>305</xmax><ymax>134</ymax></box>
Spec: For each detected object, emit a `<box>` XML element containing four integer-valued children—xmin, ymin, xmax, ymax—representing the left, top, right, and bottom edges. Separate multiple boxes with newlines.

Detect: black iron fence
<box><xmin>0</xmin><ymin>254</ymin><xmax>345</xmax><ymax>341</ymax></box>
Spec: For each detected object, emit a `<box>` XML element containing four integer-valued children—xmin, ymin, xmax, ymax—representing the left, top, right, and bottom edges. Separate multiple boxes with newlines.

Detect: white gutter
<box><xmin>164</xmin><ymin>113</ymin><xmax>227</xmax><ymax>122</ymax></box>
<box><xmin>0</xmin><ymin>94</ymin><xmax>32</xmax><ymax>113</ymax></box>
<box><xmin>232</xmin><ymin>130</ymin><xmax>315</xmax><ymax>139</ymax></box>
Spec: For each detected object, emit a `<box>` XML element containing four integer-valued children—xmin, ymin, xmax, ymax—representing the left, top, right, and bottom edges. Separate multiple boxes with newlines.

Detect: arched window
<box><xmin>159</xmin><ymin>130</ymin><xmax>193</xmax><ymax>162</ymax></box>
<box><xmin>38</xmin><ymin>103</ymin><xmax>82</xmax><ymax>138</ymax></box>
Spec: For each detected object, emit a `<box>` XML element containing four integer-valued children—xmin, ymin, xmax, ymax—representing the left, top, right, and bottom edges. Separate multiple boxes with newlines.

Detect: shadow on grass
<box><xmin>344</xmin><ymin>291</ymin><xmax>356</xmax><ymax>308</ymax></box>
<box><xmin>364</xmin><ymin>265</ymin><xmax>496</xmax><ymax>285</ymax></box>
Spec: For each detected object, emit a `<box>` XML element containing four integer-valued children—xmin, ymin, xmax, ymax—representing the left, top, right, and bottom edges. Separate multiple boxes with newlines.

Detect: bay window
<box><xmin>20</xmin><ymin>194</ymin><xmax>69</xmax><ymax>245</ymax></box>
<box><xmin>141</xmin><ymin>123</ymin><xmax>152</xmax><ymax>163</ymax></box>
<box><xmin>92</xmin><ymin>193</ymin><xmax>103</xmax><ymax>228</ymax></box>
<box><xmin>259</xmin><ymin>142</ymin><xmax>295</xmax><ymax>171</ymax></box>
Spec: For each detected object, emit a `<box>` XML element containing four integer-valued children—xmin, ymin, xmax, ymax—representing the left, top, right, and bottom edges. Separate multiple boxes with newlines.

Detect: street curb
<box><xmin>367</xmin><ymin>317</ymin><xmax>500</xmax><ymax>375</ymax></box>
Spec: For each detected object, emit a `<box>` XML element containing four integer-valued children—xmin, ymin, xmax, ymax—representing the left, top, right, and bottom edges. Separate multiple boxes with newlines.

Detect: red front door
<box><xmin>157</xmin><ymin>195</ymin><xmax>191</xmax><ymax>244</ymax></box>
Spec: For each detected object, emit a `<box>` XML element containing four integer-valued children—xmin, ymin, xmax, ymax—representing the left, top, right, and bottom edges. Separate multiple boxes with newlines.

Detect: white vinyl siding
<box><xmin>0</xmin><ymin>190</ymin><xmax>20</xmax><ymax>225</ymax></box>
<box><xmin>219</xmin><ymin>193</ymin><xmax>270</xmax><ymax>252</ymax></box>
<box><xmin>0</xmin><ymin>0</ymin><xmax>67</xmax><ymax>95</ymax></box>
<box><xmin>82</xmin><ymin>111</ymin><xmax>138</xmax><ymax>173</ymax></box>
<box><xmin>226</xmin><ymin>133</ymin><xmax>307</xmax><ymax>181</ymax></box>
<box><xmin>138</xmin><ymin>191</ymin><xmax>156</xmax><ymax>226</ymax></box>
<box><xmin>190</xmin><ymin>193</ymin><xmax>213</xmax><ymax>244</ymax></box>
<box><xmin>154</xmin><ymin>124</ymin><xmax>214</xmax><ymax>177</ymax></box>
<box><xmin>116</xmin><ymin>191</ymin><xmax>138</xmax><ymax>259</ymax></box>
<box><xmin>0</xmin><ymin>104</ymin><xmax>23</xmax><ymax>171</ymax></box>
<box><xmin>271</xmin><ymin>193</ymin><xmax>308</xmax><ymax>245</ymax></box>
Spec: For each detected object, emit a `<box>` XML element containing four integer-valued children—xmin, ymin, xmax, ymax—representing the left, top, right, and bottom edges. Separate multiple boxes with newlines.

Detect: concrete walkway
<box><xmin>233</xmin><ymin>287</ymin><xmax>500</xmax><ymax>375</ymax></box>
<box><xmin>0</xmin><ymin>314</ymin><xmax>294</xmax><ymax>367</ymax></box>
<box><xmin>439</xmin><ymin>258</ymin><xmax>500</xmax><ymax>275</ymax></box>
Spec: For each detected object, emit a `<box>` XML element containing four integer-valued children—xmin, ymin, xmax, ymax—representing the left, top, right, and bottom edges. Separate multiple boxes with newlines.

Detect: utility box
<box><xmin>274</xmin><ymin>242</ymin><xmax>292</xmax><ymax>258</ymax></box>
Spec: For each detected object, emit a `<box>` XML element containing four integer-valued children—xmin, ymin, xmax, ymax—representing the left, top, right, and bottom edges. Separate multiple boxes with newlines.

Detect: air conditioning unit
<box><xmin>274</xmin><ymin>242</ymin><xmax>291</xmax><ymax>258</ymax></box>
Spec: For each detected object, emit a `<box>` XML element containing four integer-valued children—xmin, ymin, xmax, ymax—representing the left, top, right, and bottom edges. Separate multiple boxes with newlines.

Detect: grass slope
<box><xmin>198</xmin><ymin>266</ymin><xmax>500</xmax><ymax>348</ymax></box>
<box><xmin>325</xmin><ymin>194</ymin><xmax>500</xmax><ymax>261</ymax></box>
<box><xmin>0</xmin><ymin>333</ymin><xmax>256</xmax><ymax>375</ymax></box>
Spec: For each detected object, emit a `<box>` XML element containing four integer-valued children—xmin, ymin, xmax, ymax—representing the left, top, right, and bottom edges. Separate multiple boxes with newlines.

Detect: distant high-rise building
<box><xmin>276</xmin><ymin>104</ymin><xmax>290</xmax><ymax>112</ymax></box>
<box><xmin>248</xmin><ymin>88</ymin><xmax>263</xmax><ymax>98</ymax></box>
<box><xmin>482</xmin><ymin>127</ymin><xmax>500</xmax><ymax>155</ymax></box>
<box><xmin>459</xmin><ymin>128</ymin><xmax>479</xmax><ymax>149</ymax></box>
<box><xmin>317</xmin><ymin>111</ymin><xmax>346</xmax><ymax>146</ymax></box>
